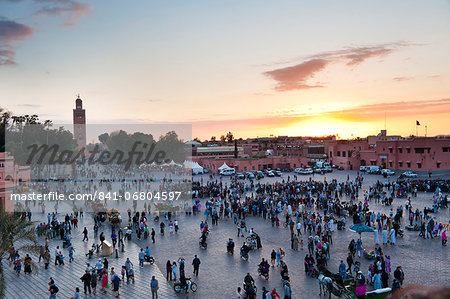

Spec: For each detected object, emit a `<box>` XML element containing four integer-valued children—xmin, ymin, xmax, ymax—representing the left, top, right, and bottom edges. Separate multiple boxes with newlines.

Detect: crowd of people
<box><xmin>4</xmin><ymin>167</ymin><xmax>449</xmax><ymax>298</ymax></box>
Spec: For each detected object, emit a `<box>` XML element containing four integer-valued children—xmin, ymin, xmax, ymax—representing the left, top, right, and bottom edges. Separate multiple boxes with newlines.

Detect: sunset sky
<box><xmin>1</xmin><ymin>0</ymin><xmax>450</xmax><ymax>141</ymax></box>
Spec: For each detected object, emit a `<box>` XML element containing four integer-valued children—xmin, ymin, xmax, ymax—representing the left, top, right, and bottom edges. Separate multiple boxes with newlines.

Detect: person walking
<box><xmin>151</xmin><ymin>228</ymin><xmax>156</xmax><ymax>243</ymax></box>
<box><xmin>270</xmin><ymin>249</ymin><xmax>276</xmax><ymax>267</ymax></box>
<box><xmin>394</xmin><ymin>266</ymin><xmax>405</xmax><ymax>286</ymax></box>
<box><xmin>80</xmin><ymin>270</ymin><xmax>92</xmax><ymax>294</ymax></box>
<box><xmin>91</xmin><ymin>269</ymin><xmax>97</xmax><ymax>295</ymax></box>
<box><xmin>166</xmin><ymin>260</ymin><xmax>172</xmax><ymax>280</ymax></box>
<box><xmin>270</xmin><ymin>288</ymin><xmax>281</xmax><ymax>299</ymax></box>
<box><xmin>172</xmin><ymin>261</ymin><xmax>177</xmax><ymax>281</ymax></box>
<box><xmin>101</xmin><ymin>270</ymin><xmax>108</xmax><ymax>293</ymax></box>
<box><xmin>284</xmin><ymin>282</ymin><xmax>292</xmax><ymax>299</ymax></box>
<box><xmin>48</xmin><ymin>277</ymin><xmax>58</xmax><ymax>299</ymax></box>
<box><xmin>82</xmin><ymin>227</ymin><xmax>88</xmax><ymax>242</ymax></box>
<box><xmin>151</xmin><ymin>276</ymin><xmax>159</xmax><ymax>299</ymax></box>
<box><xmin>112</xmin><ymin>272</ymin><xmax>121</xmax><ymax>298</ymax></box>
<box><xmin>236</xmin><ymin>287</ymin><xmax>243</xmax><ymax>299</ymax></box>
<box><xmin>71</xmin><ymin>287</ymin><xmax>80</xmax><ymax>299</ymax></box>
<box><xmin>192</xmin><ymin>255</ymin><xmax>201</xmax><ymax>276</ymax></box>
<box><xmin>347</xmin><ymin>252</ymin><xmax>354</xmax><ymax>275</ymax></box>
<box><xmin>139</xmin><ymin>248</ymin><xmax>145</xmax><ymax>267</ymax></box>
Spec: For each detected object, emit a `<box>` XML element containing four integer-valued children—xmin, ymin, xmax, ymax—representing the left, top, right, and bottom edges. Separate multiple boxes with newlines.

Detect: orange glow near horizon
<box><xmin>273</xmin><ymin>116</ymin><xmax>375</xmax><ymax>139</ymax></box>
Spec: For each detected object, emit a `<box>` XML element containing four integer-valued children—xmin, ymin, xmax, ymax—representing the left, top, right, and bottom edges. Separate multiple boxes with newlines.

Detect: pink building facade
<box><xmin>329</xmin><ymin>135</ymin><xmax>450</xmax><ymax>171</ymax></box>
<box><xmin>0</xmin><ymin>152</ymin><xmax>31</xmax><ymax>212</ymax></box>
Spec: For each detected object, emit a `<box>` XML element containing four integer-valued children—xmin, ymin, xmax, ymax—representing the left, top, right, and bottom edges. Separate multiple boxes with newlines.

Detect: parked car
<box><xmin>360</xmin><ymin>166</ymin><xmax>368</xmax><ymax>172</ymax></box>
<box><xmin>267</xmin><ymin>171</ymin><xmax>275</xmax><ymax>177</ymax></box>
<box><xmin>274</xmin><ymin>170</ymin><xmax>282</xmax><ymax>176</ymax></box>
<box><xmin>381</xmin><ymin>169</ymin><xmax>395</xmax><ymax>176</ymax></box>
<box><xmin>337</xmin><ymin>166</ymin><xmax>344</xmax><ymax>170</ymax></box>
<box><xmin>257</xmin><ymin>171</ymin><xmax>264</xmax><ymax>179</ymax></box>
<box><xmin>296</xmin><ymin>168</ymin><xmax>313</xmax><ymax>175</ymax></box>
<box><xmin>219</xmin><ymin>168</ymin><xmax>235</xmax><ymax>176</ymax></box>
<box><xmin>366</xmin><ymin>166</ymin><xmax>381</xmax><ymax>174</ymax></box>
<box><xmin>314</xmin><ymin>168</ymin><xmax>325</xmax><ymax>174</ymax></box>
<box><xmin>237</xmin><ymin>173</ymin><xmax>245</xmax><ymax>179</ymax></box>
<box><xmin>246</xmin><ymin>172</ymin><xmax>255</xmax><ymax>179</ymax></box>
<box><xmin>401</xmin><ymin>171</ymin><xmax>418</xmax><ymax>178</ymax></box>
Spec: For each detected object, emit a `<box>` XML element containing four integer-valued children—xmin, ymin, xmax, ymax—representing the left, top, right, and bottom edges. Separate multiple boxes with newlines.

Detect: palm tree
<box><xmin>0</xmin><ymin>210</ymin><xmax>40</xmax><ymax>297</ymax></box>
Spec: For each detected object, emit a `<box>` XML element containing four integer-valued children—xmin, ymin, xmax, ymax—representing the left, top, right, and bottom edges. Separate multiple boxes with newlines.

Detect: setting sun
<box><xmin>276</xmin><ymin>116</ymin><xmax>375</xmax><ymax>138</ymax></box>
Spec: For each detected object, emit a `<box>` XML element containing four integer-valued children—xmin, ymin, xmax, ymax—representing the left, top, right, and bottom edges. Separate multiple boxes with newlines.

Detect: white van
<box><xmin>220</xmin><ymin>168</ymin><xmax>236</xmax><ymax>176</ymax></box>
<box><xmin>366</xmin><ymin>166</ymin><xmax>380</xmax><ymax>174</ymax></box>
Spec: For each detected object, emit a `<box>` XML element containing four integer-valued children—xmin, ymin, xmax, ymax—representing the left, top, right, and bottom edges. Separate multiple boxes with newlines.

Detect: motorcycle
<box><xmin>240</xmin><ymin>249</ymin><xmax>249</xmax><ymax>261</ymax></box>
<box><xmin>258</xmin><ymin>267</ymin><xmax>269</xmax><ymax>280</ymax></box>
<box><xmin>173</xmin><ymin>278</ymin><xmax>197</xmax><ymax>293</ymax></box>
<box><xmin>242</xmin><ymin>281</ymin><xmax>257</xmax><ymax>298</ymax></box>
<box><xmin>144</xmin><ymin>255</ymin><xmax>155</xmax><ymax>265</ymax></box>
<box><xmin>199</xmin><ymin>240</ymin><xmax>207</xmax><ymax>249</ymax></box>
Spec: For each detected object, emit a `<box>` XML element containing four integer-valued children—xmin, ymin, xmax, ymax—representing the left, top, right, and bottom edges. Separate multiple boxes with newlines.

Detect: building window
<box><xmin>407</xmin><ymin>148</ymin><xmax>411</xmax><ymax>154</ymax></box>
<box><xmin>437</xmin><ymin>163</ymin><xmax>441</xmax><ymax>169</ymax></box>
<box><xmin>329</xmin><ymin>151</ymin><xmax>332</xmax><ymax>157</ymax></box>
<box><xmin>407</xmin><ymin>162</ymin><xmax>411</xmax><ymax>168</ymax></box>
<box><xmin>337</xmin><ymin>151</ymin><xmax>341</xmax><ymax>157</ymax></box>
<box><xmin>417</xmin><ymin>163</ymin><xmax>422</xmax><ymax>169</ymax></box>
<box><xmin>443</xmin><ymin>147</ymin><xmax>450</xmax><ymax>152</ymax></box>
<box><xmin>371</xmin><ymin>161</ymin><xmax>376</xmax><ymax>166</ymax></box>
<box><xmin>399</xmin><ymin>162</ymin><xmax>403</xmax><ymax>167</ymax></box>
<box><xmin>343</xmin><ymin>151</ymin><xmax>346</xmax><ymax>157</ymax></box>
<box><xmin>398</xmin><ymin>148</ymin><xmax>403</xmax><ymax>153</ymax></box>
<box><xmin>389</xmin><ymin>148</ymin><xmax>393</xmax><ymax>153</ymax></box>
<box><xmin>414</xmin><ymin>148</ymin><xmax>425</xmax><ymax>154</ymax></box>
<box><xmin>348</xmin><ymin>150</ymin><xmax>352</xmax><ymax>157</ymax></box>
<box><xmin>389</xmin><ymin>162</ymin><xmax>393</xmax><ymax>167</ymax></box>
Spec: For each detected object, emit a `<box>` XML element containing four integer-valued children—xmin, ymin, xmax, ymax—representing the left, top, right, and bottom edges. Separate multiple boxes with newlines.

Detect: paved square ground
<box><xmin>3</xmin><ymin>170</ymin><xmax>449</xmax><ymax>298</ymax></box>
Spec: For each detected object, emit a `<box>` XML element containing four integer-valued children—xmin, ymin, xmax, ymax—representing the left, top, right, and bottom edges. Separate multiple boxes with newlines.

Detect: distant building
<box><xmin>73</xmin><ymin>95</ymin><xmax>86</xmax><ymax>154</ymax></box>
<box><xmin>0</xmin><ymin>152</ymin><xmax>30</xmax><ymax>212</ymax></box>
<box><xmin>328</xmin><ymin>131</ymin><xmax>450</xmax><ymax>171</ymax></box>
<box><xmin>193</xmin><ymin>146</ymin><xmax>245</xmax><ymax>159</ymax></box>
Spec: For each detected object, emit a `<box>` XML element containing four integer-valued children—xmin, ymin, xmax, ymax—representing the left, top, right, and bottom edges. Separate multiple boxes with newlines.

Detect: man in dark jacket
<box><xmin>192</xmin><ymin>255</ymin><xmax>201</xmax><ymax>276</ymax></box>
<box><xmin>394</xmin><ymin>266</ymin><xmax>405</xmax><ymax>286</ymax></box>
<box><xmin>80</xmin><ymin>270</ymin><xmax>92</xmax><ymax>294</ymax></box>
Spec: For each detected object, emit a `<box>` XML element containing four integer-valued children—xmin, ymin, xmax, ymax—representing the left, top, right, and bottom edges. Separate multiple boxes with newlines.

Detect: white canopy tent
<box><xmin>183</xmin><ymin>160</ymin><xmax>204</xmax><ymax>174</ymax></box>
<box><xmin>169</xmin><ymin>160</ymin><xmax>181</xmax><ymax>167</ymax></box>
<box><xmin>218</xmin><ymin>163</ymin><xmax>233</xmax><ymax>171</ymax></box>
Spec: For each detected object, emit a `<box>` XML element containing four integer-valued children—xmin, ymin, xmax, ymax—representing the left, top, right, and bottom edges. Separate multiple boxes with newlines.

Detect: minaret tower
<box><xmin>73</xmin><ymin>94</ymin><xmax>86</xmax><ymax>154</ymax></box>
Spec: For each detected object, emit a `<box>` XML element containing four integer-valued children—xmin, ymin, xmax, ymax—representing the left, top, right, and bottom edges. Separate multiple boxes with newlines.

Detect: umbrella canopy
<box><xmin>349</xmin><ymin>223</ymin><xmax>374</xmax><ymax>233</ymax></box>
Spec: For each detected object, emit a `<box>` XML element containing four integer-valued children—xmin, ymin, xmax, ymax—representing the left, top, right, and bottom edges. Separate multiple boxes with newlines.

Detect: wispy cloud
<box><xmin>15</xmin><ymin>104</ymin><xmax>42</xmax><ymax>107</ymax></box>
<box><xmin>264</xmin><ymin>42</ymin><xmax>414</xmax><ymax>91</ymax></box>
<box><xmin>0</xmin><ymin>18</ymin><xmax>34</xmax><ymax>65</ymax></box>
<box><xmin>34</xmin><ymin>0</ymin><xmax>92</xmax><ymax>27</ymax></box>
<box><xmin>393</xmin><ymin>76</ymin><xmax>412</xmax><ymax>82</ymax></box>
<box><xmin>263</xmin><ymin>59</ymin><xmax>328</xmax><ymax>91</ymax></box>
